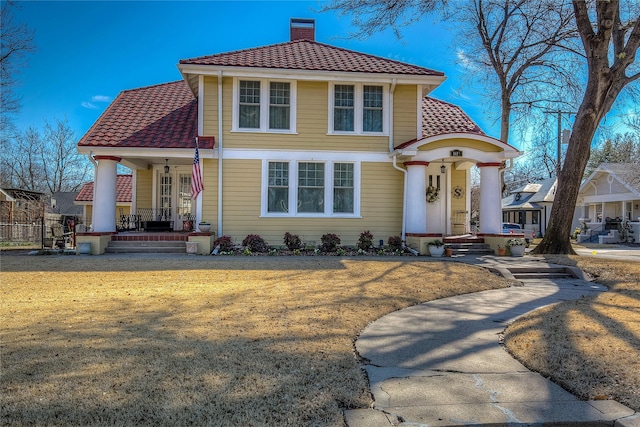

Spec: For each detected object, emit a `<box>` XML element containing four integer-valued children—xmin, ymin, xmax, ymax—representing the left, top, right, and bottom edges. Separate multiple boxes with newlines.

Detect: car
<box><xmin>502</xmin><ymin>222</ymin><xmax>534</xmax><ymax>247</ymax></box>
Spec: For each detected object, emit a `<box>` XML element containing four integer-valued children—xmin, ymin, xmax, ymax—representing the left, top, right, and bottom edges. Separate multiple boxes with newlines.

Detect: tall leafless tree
<box><xmin>0</xmin><ymin>1</ymin><xmax>35</xmax><ymax>134</ymax></box>
<box><xmin>534</xmin><ymin>0</ymin><xmax>640</xmax><ymax>254</ymax></box>
<box><xmin>1</xmin><ymin>118</ymin><xmax>91</xmax><ymax>194</ymax></box>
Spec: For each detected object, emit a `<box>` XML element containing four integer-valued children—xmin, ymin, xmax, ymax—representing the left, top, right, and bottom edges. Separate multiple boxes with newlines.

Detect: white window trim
<box><xmin>261</xmin><ymin>159</ymin><xmax>361</xmax><ymax>218</ymax></box>
<box><xmin>328</xmin><ymin>82</ymin><xmax>388</xmax><ymax>136</ymax></box>
<box><xmin>232</xmin><ymin>77</ymin><xmax>297</xmax><ymax>133</ymax></box>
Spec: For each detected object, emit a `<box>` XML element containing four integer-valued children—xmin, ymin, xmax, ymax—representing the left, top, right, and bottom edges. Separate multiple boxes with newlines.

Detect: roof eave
<box><xmin>177</xmin><ymin>63</ymin><xmax>446</xmax><ymax>85</ymax></box>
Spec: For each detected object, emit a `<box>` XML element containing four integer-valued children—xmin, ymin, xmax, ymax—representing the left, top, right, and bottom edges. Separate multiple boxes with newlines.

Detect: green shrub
<box><xmin>242</xmin><ymin>234</ymin><xmax>269</xmax><ymax>253</ymax></box>
<box><xmin>283</xmin><ymin>232</ymin><xmax>302</xmax><ymax>250</ymax></box>
<box><xmin>356</xmin><ymin>230</ymin><xmax>374</xmax><ymax>251</ymax></box>
<box><xmin>387</xmin><ymin>235</ymin><xmax>403</xmax><ymax>251</ymax></box>
<box><xmin>320</xmin><ymin>233</ymin><xmax>341</xmax><ymax>252</ymax></box>
<box><xmin>213</xmin><ymin>235</ymin><xmax>234</xmax><ymax>252</ymax></box>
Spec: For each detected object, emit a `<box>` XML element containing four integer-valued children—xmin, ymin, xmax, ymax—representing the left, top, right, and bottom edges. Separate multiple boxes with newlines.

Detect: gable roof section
<box><xmin>395</xmin><ymin>97</ymin><xmax>486</xmax><ymax>149</ymax></box>
<box><xmin>75</xmin><ymin>175</ymin><xmax>133</xmax><ymax>203</ymax></box>
<box><xmin>581</xmin><ymin>162</ymin><xmax>640</xmax><ymax>194</ymax></box>
<box><xmin>77</xmin><ymin>81</ymin><xmax>209</xmax><ymax>149</ymax></box>
<box><xmin>180</xmin><ymin>39</ymin><xmax>444</xmax><ymax>76</ymax></box>
<box><xmin>421</xmin><ymin>97</ymin><xmax>485</xmax><ymax>139</ymax></box>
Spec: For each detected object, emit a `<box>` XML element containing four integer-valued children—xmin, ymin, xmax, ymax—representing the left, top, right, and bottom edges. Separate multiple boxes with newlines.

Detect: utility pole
<box><xmin>544</xmin><ymin>110</ymin><xmax>575</xmax><ymax>177</ymax></box>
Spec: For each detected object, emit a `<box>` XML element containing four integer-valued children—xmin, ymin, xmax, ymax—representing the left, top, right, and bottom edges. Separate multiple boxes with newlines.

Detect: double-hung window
<box><xmin>329</xmin><ymin>83</ymin><xmax>387</xmax><ymax>134</ymax></box>
<box><xmin>234</xmin><ymin>78</ymin><xmax>296</xmax><ymax>132</ymax></box>
<box><xmin>264</xmin><ymin>160</ymin><xmax>359</xmax><ymax>217</ymax></box>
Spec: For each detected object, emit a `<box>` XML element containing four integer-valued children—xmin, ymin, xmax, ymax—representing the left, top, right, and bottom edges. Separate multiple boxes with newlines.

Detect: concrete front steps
<box><xmin>443</xmin><ymin>236</ymin><xmax>494</xmax><ymax>256</ymax></box>
<box><xmin>105</xmin><ymin>233</ymin><xmax>188</xmax><ymax>254</ymax></box>
<box><xmin>506</xmin><ymin>266</ymin><xmax>580</xmax><ymax>280</ymax></box>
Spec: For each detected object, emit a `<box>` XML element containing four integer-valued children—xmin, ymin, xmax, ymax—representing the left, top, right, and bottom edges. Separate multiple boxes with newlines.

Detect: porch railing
<box><xmin>117</xmin><ymin>209</ymin><xmax>194</xmax><ymax>232</ymax></box>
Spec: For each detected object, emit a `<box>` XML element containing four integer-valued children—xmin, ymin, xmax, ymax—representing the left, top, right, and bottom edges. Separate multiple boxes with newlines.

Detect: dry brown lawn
<box><xmin>1</xmin><ymin>255</ymin><xmax>512</xmax><ymax>426</ymax></box>
<box><xmin>504</xmin><ymin>252</ymin><xmax>640</xmax><ymax>412</ymax></box>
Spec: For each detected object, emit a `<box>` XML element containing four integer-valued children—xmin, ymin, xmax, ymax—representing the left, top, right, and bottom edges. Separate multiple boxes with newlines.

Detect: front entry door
<box><xmin>157</xmin><ymin>170</ymin><xmax>194</xmax><ymax>230</ymax></box>
<box><xmin>425</xmin><ymin>166</ymin><xmax>447</xmax><ymax>234</ymax></box>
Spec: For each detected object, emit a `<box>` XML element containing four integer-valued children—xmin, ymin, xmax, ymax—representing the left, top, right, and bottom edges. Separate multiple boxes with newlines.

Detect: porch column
<box><xmin>478</xmin><ymin>162</ymin><xmax>502</xmax><ymax>234</ymax></box>
<box><xmin>405</xmin><ymin>161</ymin><xmax>428</xmax><ymax>233</ymax></box>
<box><xmin>93</xmin><ymin>156</ymin><xmax>120</xmax><ymax>232</ymax></box>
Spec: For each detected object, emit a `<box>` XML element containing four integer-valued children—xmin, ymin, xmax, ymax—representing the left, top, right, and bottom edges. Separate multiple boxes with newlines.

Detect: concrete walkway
<box><xmin>345</xmin><ymin>255</ymin><xmax>639</xmax><ymax>427</ymax></box>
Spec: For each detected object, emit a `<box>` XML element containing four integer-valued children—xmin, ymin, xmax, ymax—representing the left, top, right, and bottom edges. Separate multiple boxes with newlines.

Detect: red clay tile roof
<box><xmin>421</xmin><ymin>97</ymin><xmax>484</xmax><ymax>138</ymax></box>
<box><xmin>395</xmin><ymin>97</ymin><xmax>485</xmax><ymax>149</ymax></box>
<box><xmin>78</xmin><ymin>81</ymin><xmax>212</xmax><ymax>149</ymax></box>
<box><xmin>75</xmin><ymin>175</ymin><xmax>132</xmax><ymax>203</ymax></box>
<box><xmin>180</xmin><ymin>39</ymin><xmax>444</xmax><ymax>76</ymax></box>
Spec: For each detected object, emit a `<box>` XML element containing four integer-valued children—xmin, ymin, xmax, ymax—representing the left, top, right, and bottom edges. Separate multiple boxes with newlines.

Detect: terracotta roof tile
<box><xmin>78</xmin><ymin>81</ymin><xmax>211</xmax><ymax>149</ymax></box>
<box><xmin>180</xmin><ymin>40</ymin><xmax>444</xmax><ymax>76</ymax></box>
<box><xmin>76</xmin><ymin>175</ymin><xmax>132</xmax><ymax>203</ymax></box>
<box><xmin>395</xmin><ymin>97</ymin><xmax>485</xmax><ymax>149</ymax></box>
<box><xmin>421</xmin><ymin>97</ymin><xmax>484</xmax><ymax>138</ymax></box>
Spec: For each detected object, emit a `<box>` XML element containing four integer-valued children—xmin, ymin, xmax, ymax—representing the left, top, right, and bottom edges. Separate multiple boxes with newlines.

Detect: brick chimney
<box><xmin>290</xmin><ymin>18</ymin><xmax>315</xmax><ymax>41</ymax></box>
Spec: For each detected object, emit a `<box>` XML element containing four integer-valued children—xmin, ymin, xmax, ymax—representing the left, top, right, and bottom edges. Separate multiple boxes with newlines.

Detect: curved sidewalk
<box><xmin>345</xmin><ymin>256</ymin><xmax>639</xmax><ymax>426</ymax></box>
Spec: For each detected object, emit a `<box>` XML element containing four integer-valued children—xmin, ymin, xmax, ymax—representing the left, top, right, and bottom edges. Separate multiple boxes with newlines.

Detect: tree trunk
<box><xmin>533</xmin><ymin>0</ymin><xmax>639</xmax><ymax>254</ymax></box>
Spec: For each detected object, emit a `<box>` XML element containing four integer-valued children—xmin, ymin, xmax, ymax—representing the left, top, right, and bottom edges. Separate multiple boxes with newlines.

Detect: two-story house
<box><xmin>77</xmin><ymin>19</ymin><xmax>520</xmax><ymax>254</ymax></box>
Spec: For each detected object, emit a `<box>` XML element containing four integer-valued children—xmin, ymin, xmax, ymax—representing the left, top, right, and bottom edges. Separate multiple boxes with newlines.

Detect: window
<box><xmin>532</xmin><ymin>211</ymin><xmax>540</xmax><ymax>225</ymax></box>
<box><xmin>333</xmin><ymin>163</ymin><xmax>354</xmax><ymax>213</ymax></box>
<box><xmin>239</xmin><ymin>80</ymin><xmax>260</xmax><ymax>128</ymax></box>
<box><xmin>298</xmin><ymin>163</ymin><xmax>325</xmax><ymax>213</ymax></box>
<box><xmin>234</xmin><ymin>78</ymin><xmax>296</xmax><ymax>132</ymax></box>
<box><xmin>269</xmin><ymin>82</ymin><xmax>290</xmax><ymax>130</ymax></box>
<box><xmin>334</xmin><ymin>85</ymin><xmax>354</xmax><ymax>131</ymax></box>
<box><xmin>329</xmin><ymin>83</ymin><xmax>386</xmax><ymax>134</ymax></box>
<box><xmin>262</xmin><ymin>160</ymin><xmax>359</xmax><ymax>217</ymax></box>
<box><xmin>268</xmin><ymin>162</ymin><xmax>289</xmax><ymax>213</ymax></box>
<box><xmin>363</xmin><ymin>86</ymin><xmax>383</xmax><ymax>132</ymax></box>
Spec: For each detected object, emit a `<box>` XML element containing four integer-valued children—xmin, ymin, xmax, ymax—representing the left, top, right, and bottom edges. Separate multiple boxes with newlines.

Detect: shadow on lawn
<box><xmin>1</xmin><ymin>298</ymin><xmax>368</xmax><ymax>426</ymax></box>
<box><xmin>503</xmin><ymin>255</ymin><xmax>640</xmax><ymax>411</ymax></box>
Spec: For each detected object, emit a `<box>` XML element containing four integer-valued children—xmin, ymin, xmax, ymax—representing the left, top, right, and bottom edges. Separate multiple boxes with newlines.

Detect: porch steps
<box><xmin>505</xmin><ymin>266</ymin><xmax>578</xmax><ymax>280</ymax></box>
<box><xmin>105</xmin><ymin>239</ymin><xmax>187</xmax><ymax>254</ymax></box>
<box><xmin>445</xmin><ymin>242</ymin><xmax>494</xmax><ymax>256</ymax></box>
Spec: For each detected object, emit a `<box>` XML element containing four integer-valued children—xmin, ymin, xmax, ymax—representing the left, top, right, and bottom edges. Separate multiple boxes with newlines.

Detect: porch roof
<box><xmin>77</xmin><ymin>81</ymin><xmax>210</xmax><ymax>150</ymax></box>
<box><xmin>75</xmin><ymin>175</ymin><xmax>133</xmax><ymax>203</ymax></box>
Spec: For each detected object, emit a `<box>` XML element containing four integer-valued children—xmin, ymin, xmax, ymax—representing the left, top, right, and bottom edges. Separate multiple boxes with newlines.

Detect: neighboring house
<box><xmin>76</xmin><ymin>19</ymin><xmax>520</xmax><ymax>252</ymax></box>
<box><xmin>501</xmin><ymin>178</ymin><xmax>556</xmax><ymax>237</ymax></box>
<box><xmin>575</xmin><ymin>163</ymin><xmax>640</xmax><ymax>242</ymax></box>
<box><xmin>50</xmin><ymin>192</ymin><xmax>83</xmax><ymax>217</ymax></box>
<box><xmin>0</xmin><ymin>188</ymin><xmax>45</xmax><ymax>223</ymax></box>
<box><xmin>75</xmin><ymin>174</ymin><xmax>133</xmax><ymax>229</ymax></box>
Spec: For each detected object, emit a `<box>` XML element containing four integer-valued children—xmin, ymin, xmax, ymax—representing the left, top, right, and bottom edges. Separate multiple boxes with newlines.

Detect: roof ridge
<box><xmin>121</xmin><ymin>80</ymin><xmax>186</xmax><ymax>94</ymax></box>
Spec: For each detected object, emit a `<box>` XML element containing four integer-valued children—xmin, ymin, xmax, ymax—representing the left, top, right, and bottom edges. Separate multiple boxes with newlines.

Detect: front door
<box><xmin>157</xmin><ymin>169</ymin><xmax>194</xmax><ymax>230</ymax></box>
<box><xmin>425</xmin><ymin>165</ymin><xmax>447</xmax><ymax>234</ymax></box>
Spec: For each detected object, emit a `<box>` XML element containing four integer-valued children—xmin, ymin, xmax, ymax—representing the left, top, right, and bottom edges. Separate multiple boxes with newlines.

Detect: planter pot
<box><xmin>428</xmin><ymin>245</ymin><xmax>445</xmax><ymax>257</ymax></box>
<box><xmin>444</xmin><ymin>247</ymin><xmax>453</xmax><ymax>257</ymax></box>
<box><xmin>509</xmin><ymin>245</ymin><xmax>526</xmax><ymax>257</ymax></box>
<box><xmin>77</xmin><ymin>241</ymin><xmax>91</xmax><ymax>255</ymax></box>
<box><xmin>198</xmin><ymin>223</ymin><xmax>211</xmax><ymax>232</ymax></box>
<box><xmin>185</xmin><ymin>241</ymin><xmax>198</xmax><ymax>254</ymax></box>
<box><xmin>497</xmin><ymin>247</ymin><xmax>507</xmax><ymax>256</ymax></box>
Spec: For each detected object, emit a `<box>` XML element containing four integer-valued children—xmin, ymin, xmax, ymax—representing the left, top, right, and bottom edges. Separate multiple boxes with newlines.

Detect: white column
<box><xmin>478</xmin><ymin>162</ymin><xmax>502</xmax><ymax>234</ymax></box>
<box><xmin>405</xmin><ymin>161</ymin><xmax>428</xmax><ymax>234</ymax></box>
<box><xmin>92</xmin><ymin>156</ymin><xmax>120</xmax><ymax>232</ymax></box>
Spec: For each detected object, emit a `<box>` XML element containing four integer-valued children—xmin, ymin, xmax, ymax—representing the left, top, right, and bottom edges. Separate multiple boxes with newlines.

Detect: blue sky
<box><xmin>9</xmin><ymin>1</ymin><xmax>503</xmax><ymax>141</ymax></box>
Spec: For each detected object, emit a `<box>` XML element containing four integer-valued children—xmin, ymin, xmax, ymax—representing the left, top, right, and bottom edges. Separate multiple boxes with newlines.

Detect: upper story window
<box><xmin>233</xmin><ymin>78</ymin><xmax>296</xmax><ymax>133</ymax></box>
<box><xmin>329</xmin><ymin>83</ymin><xmax>387</xmax><ymax>135</ymax></box>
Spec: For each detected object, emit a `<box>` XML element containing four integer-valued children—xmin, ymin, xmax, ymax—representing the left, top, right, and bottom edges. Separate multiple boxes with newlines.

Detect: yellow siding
<box><xmin>200</xmin><ymin>158</ymin><xmax>219</xmax><ymax>225</ymax></box>
<box><xmin>136</xmin><ymin>169</ymin><xmax>152</xmax><ymax>209</ymax></box>
<box><xmin>393</xmin><ymin>84</ymin><xmax>418</xmax><ymax>144</ymax></box>
<box><xmin>217</xmin><ymin>159</ymin><xmax>403</xmax><ymax>247</ymax></box>
<box><xmin>205</xmin><ymin>79</ymin><xmax>391</xmax><ymax>152</ymax></box>
<box><xmin>419</xmin><ymin>139</ymin><xmax>503</xmax><ymax>152</ymax></box>
<box><xmin>202</xmin><ymin>75</ymin><xmax>219</xmax><ymax>137</ymax></box>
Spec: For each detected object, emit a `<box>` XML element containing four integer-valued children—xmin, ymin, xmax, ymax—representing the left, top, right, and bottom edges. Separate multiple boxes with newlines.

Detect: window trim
<box><xmin>261</xmin><ymin>160</ymin><xmax>360</xmax><ymax>218</ymax></box>
<box><xmin>232</xmin><ymin>77</ymin><xmax>297</xmax><ymax>133</ymax></box>
<box><xmin>328</xmin><ymin>82</ymin><xmax>388</xmax><ymax>135</ymax></box>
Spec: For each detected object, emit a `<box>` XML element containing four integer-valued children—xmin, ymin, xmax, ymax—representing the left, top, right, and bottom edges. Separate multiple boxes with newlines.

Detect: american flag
<box><xmin>191</xmin><ymin>144</ymin><xmax>204</xmax><ymax>199</ymax></box>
